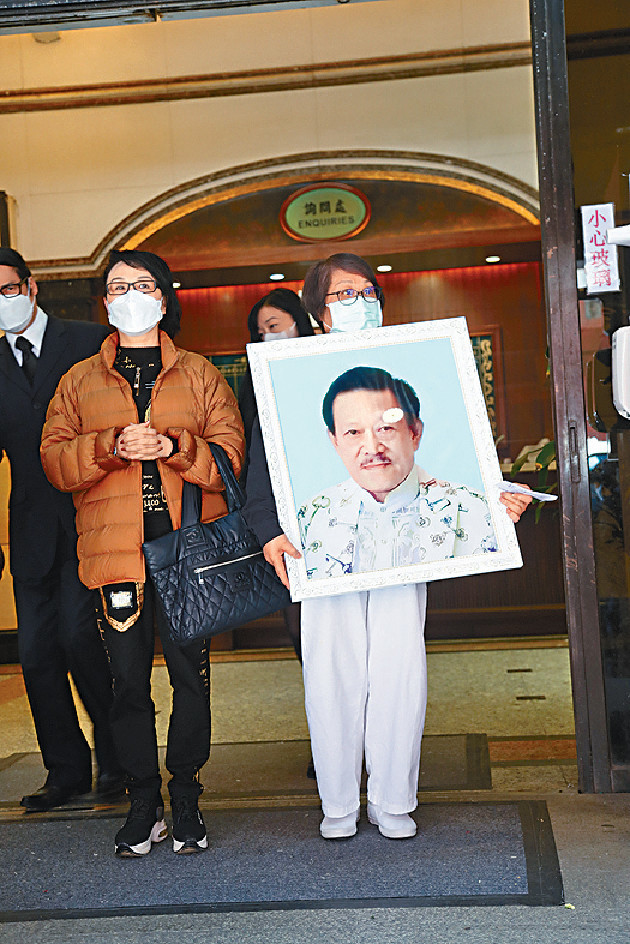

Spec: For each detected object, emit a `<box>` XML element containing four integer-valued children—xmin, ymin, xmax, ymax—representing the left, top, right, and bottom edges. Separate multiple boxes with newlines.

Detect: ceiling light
<box><xmin>172</xmin><ymin>282</ymin><xmax>181</xmax><ymax>289</ymax></box>
<box><xmin>269</xmin><ymin>273</ymin><xmax>285</xmax><ymax>281</ymax></box>
<box><xmin>377</xmin><ymin>265</ymin><xmax>392</xmax><ymax>273</ymax></box>
<box><xmin>485</xmin><ymin>255</ymin><xmax>501</xmax><ymax>264</ymax></box>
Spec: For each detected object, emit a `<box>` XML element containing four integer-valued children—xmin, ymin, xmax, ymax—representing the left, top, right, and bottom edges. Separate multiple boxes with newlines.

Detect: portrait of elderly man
<box><xmin>298</xmin><ymin>365</ymin><xmax>497</xmax><ymax>580</ymax></box>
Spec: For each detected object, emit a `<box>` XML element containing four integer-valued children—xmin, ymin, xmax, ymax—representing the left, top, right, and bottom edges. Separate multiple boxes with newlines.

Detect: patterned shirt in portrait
<box><xmin>297</xmin><ymin>466</ymin><xmax>497</xmax><ymax>580</ymax></box>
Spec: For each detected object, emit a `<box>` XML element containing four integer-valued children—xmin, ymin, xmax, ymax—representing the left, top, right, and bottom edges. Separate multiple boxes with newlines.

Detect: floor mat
<box><xmin>205</xmin><ymin>733</ymin><xmax>491</xmax><ymax>799</ymax></box>
<box><xmin>0</xmin><ymin>800</ymin><xmax>563</xmax><ymax>920</ymax></box>
<box><xmin>0</xmin><ymin>734</ymin><xmax>491</xmax><ymax>810</ymax></box>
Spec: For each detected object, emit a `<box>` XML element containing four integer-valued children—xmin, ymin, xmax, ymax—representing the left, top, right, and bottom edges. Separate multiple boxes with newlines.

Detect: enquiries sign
<box><xmin>280</xmin><ymin>184</ymin><xmax>370</xmax><ymax>242</ymax></box>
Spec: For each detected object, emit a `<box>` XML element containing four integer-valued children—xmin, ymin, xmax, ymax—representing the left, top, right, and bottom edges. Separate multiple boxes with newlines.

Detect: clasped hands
<box><xmin>115</xmin><ymin>421</ymin><xmax>174</xmax><ymax>461</ymax></box>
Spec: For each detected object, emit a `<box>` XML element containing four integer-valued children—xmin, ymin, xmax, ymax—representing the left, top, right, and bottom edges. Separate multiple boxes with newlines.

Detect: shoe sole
<box><xmin>172</xmin><ymin>834</ymin><xmax>208</xmax><ymax>854</ymax></box>
<box><xmin>320</xmin><ymin>825</ymin><xmax>357</xmax><ymax>839</ymax></box>
<box><xmin>320</xmin><ymin>811</ymin><xmax>360</xmax><ymax>839</ymax></box>
<box><xmin>115</xmin><ymin>819</ymin><xmax>168</xmax><ymax>857</ymax></box>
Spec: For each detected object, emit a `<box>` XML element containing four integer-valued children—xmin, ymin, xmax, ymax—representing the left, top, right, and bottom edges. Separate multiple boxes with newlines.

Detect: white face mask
<box><xmin>0</xmin><ymin>291</ymin><xmax>35</xmax><ymax>334</ymax></box>
<box><xmin>262</xmin><ymin>324</ymin><xmax>298</xmax><ymax>342</ymax></box>
<box><xmin>107</xmin><ymin>290</ymin><xmax>163</xmax><ymax>337</ymax></box>
<box><xmin>328</xmin><ymin>297</ymin><xmax>383</xmax><ymax>333</ymax></box>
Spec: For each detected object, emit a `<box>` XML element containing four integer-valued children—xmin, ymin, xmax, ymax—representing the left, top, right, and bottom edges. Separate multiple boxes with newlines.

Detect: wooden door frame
<box><xmin>529</xmin><ymin>0</ymin><xmax>612</xmax><ymax>792</ymax></box>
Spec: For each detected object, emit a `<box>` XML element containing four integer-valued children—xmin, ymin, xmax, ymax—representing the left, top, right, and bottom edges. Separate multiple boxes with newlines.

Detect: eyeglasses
<box><xmin>325</xmin><ymin>286</ymin><xmax>381</xmax><ymax>306</ymax></box>
<box><xmin>106</xmin><ymin>279</ymin><xmax>158</xmax><ymax>296</ymax></box>
<box><xmin>0</xmin><ymin>277</ymin><xmax>29</xmax><ymax>298</ymax></box>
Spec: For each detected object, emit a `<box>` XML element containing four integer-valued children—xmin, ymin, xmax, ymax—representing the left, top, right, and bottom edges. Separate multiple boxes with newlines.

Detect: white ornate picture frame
<box><xmin>247</xmin><ymin>317</ymin><xmax>522</xmax><ymax>601</ymax></box>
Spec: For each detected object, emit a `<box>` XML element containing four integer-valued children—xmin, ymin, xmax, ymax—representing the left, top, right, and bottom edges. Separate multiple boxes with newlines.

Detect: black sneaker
<box><xmin>115</xmin><ymin>796</ymin><xmax>168</xmax><ymax>857</ymax></box>
<box><xmin>171</xmin><ymin>793</ymin><xmax>207</xmax><ymax>854</ymax></box>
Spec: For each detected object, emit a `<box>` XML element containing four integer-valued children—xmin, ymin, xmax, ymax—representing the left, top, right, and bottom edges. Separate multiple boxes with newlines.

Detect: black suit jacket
<box><xmin>0</xmin><ymin>313</ymin><xmax>109</xmax><ymax>581</ymax></box>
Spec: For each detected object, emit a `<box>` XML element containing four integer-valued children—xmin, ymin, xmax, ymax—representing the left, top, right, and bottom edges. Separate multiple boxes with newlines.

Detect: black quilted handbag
<box><xmin>143</xmin><ymin>441</ymin><xmax>291</xmax><ymax>646</ymax></box>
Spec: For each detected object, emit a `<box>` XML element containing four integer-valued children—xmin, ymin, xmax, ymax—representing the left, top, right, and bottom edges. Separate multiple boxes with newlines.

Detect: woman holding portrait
<box><xmin>245</xmin><ymin>252</ymin><xmax>531</xmax><ymax>841</ymax></box>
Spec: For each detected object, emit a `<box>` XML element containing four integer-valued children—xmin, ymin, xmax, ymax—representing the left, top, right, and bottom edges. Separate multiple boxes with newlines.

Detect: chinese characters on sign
<box><xmin>581</xmin><ymin>203</ymin><xmax>620</xmax><ymax>294</ymax></box>
<box><xmin>304</xmin><ymin>199</ymin><xmax>349</xmax><ymax>216</ymax></box>
<box><xmin>280</xmin><ymin>184</ymin><xmax>370</xmax><ymax>242</ymax></box>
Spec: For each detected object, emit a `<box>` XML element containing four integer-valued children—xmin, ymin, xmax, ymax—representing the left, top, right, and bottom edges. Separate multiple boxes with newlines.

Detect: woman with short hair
<box><xmin>245</xmin><ymin>252</ymin><xmax>530</xmax><ymax>841</ymax></box>
<box><xmin>41</xmin><ymin>249</ymin><xmax>244</xmax><ymax>858</ymax></box>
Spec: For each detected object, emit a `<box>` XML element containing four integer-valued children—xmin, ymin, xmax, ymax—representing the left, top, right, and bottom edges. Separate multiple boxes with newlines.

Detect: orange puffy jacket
<box><xmin>40</xmin><ymin>331</ymin><xmax>244</xmax><ymax>589</ymax></box>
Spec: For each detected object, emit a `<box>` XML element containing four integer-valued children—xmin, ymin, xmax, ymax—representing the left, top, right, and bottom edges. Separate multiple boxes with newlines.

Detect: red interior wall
<box><xmin>176</xmin><ymin>261</ymin><xmax>551</xmax><ymax>459</ymax></box>
<box><xmin>176</xmin><ymin>281</ymin><xmax>303</xmax><ymax>354</ymax></box>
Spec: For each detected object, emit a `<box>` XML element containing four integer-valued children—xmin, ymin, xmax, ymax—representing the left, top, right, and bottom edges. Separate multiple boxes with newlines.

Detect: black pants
<box><xmin>99</xmin><ymin>580</ymin><xmax>210</xmax><ymax>798</ymax></box>
<box><xmin>15</xmin><ymin>531</ymin><xmax>118</xmax><ymax>789</ymax></box>
<box><xmin>283</xmin><ymin>602</ymin><xmax>302</xmax><ymax>662</ymax></box>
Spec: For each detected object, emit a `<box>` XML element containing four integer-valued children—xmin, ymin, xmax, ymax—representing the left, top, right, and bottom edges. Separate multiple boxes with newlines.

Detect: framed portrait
<box><xmin>247</xmin><ymin>317</ymin><xmax>522</xmax><ymax>601</ymax></box>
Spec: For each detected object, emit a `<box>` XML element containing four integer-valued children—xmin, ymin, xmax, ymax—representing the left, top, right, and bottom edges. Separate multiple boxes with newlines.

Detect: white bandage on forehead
<box><xmin>382</xmin><ymin>407</ymin><xmax>404</xmax><ymax>423</ymax></box>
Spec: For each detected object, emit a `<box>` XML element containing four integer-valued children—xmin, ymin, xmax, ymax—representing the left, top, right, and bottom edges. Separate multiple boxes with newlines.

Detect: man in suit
<box><xmin>0</xmin><ymin>247</ymin><xmax>123</xmax><ymax>811</ymax></box>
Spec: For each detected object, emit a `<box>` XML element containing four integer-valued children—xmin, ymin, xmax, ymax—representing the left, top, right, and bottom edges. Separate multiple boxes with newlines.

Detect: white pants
<box><xmin>300</xmin><ymin>583</ymin><xmax>427</xmax><ymax>818</ymax></box>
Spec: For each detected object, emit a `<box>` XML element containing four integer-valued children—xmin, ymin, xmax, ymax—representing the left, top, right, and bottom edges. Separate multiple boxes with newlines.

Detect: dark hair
<box><xmin>239</xmin><ymin>288</ymin><xmax>315</xmax><ymax>449</ymax></box>
<box><xmin>0</xmin><ymin>248</ymin><xmax>31</xmax><ymax>282</ymax></box>
<box><xmin>103</xmin><ymin>249</ymin><xmax>181</xmax><ymax>339</ymax></box>
<box><xmin>246</xmin><ymin>287</ymin><xmax>314</xmax><ymax>342</ymax></box>
<box><xmin>322</xmin><ymin>366</ymin><xmax>421</xmax><ymax>435</ymax></box>
<box><xmin>301</xmin><ymin>253</ymin><xmax>382</xmax><ymax>320</ymax></box>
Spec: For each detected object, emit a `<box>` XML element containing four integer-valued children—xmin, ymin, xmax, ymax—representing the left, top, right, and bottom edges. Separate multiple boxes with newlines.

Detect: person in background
<box><xmin>239</xmin><ymin>287</ymin><xmax>314</xmax><ymax>664</ymax></box>
<box><xmin>239</xmin><ymin>287</ymin><xmax>315</xmax><ymax>775</ymax></box>
<box><xmin>238</xmin><ymin>287</ymin><xmax>316</xmax><ymax>457</ymax></box>
<box><xmin>41</xmin><ymin>250</ymin><xmax>244</xmax><ymax>857</ymax></box>
<box><xmin>0</xmin><ymin>247</ymin><xmax>123</xmax><ymax>813</ymax></box>
<box><xmin>245</xmin><ymin>252</ymin><xmax>531</xmax><ymax>841</ymax></box>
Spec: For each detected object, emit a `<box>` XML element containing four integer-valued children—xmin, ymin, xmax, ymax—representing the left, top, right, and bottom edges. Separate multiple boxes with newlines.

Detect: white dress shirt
<box><xmin>5</xmin><ymin>307</ymin><xmax>48</xmax><ymax>365</ymax></box>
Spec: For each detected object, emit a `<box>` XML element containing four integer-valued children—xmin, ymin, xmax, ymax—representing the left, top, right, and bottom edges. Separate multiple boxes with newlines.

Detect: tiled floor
<box><xmin>5</xmin><ymin>641</ymin><xmax>630</xmax><ymax>944</ymax></box>
<box><xmin>0</xmin><ymin>637</ymin><xmax>577</xmax><ymax>803</ymax></box>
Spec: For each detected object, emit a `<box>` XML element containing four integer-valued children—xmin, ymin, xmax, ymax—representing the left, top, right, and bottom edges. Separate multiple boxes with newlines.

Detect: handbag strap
<box><xmin>208</xmin><ymin>441</ymin><xmax>246</xmax><ymax>511</ymax></box>
<box><xmin>180</xmin><ymin>442</ymin><xmax>245</xmax><ymax>529</ymax></box>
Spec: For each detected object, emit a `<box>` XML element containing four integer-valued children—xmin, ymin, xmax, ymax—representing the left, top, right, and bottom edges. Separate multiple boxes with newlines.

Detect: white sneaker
<box><xmin>320</xmin><ymin>810</ymin><xmax>359</xmax><ymax>839</ymax></box>
<box><xmin>367</xmin><ymin>802</ymin><xmax>417</xmax><ymax>839</ymax></box>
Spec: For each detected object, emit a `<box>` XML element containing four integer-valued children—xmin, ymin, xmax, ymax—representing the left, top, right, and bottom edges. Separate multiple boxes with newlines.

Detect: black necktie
<box><xmin>15</xmin><ymin>336</ymin><xmax>37</xmax><ymax>385</ymax></box>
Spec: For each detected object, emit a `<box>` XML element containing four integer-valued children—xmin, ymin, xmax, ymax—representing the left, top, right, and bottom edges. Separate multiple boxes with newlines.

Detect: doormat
<box><xmin>0</xmin><ymin>800</ymin><xmax>562</xmax><ymax>921</ymax></box>
<box><xmin>203</xmin><ymin>733</ymin><xmax>491</xmax><ymax>800</ymax></box>
<box><xmin>0</xmin><ymin>734</ymin><xmax>491</xmax><ymax>812</ymax></box>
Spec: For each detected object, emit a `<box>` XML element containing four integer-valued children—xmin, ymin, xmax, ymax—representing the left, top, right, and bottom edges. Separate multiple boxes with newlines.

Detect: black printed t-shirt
<box><xmin>114</xmin><ymin>346</ymin><xmax>171</xmax><ymax>534</ymax></box>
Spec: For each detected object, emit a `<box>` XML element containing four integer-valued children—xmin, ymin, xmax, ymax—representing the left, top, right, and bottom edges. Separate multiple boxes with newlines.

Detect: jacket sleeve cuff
<box><xmin>163</xmin><ymin>428</ymin><xmax>196</xmax><ymax>472</ymax></box>
<box><xmin>259</xmin><ymin>522</ymin><xmax>284</xmax><ymax>547</ymax></box>
<box><xmin>95</xmin><ymin>428</ymin><xmax>128</xmax><ymax>471</ymax></box>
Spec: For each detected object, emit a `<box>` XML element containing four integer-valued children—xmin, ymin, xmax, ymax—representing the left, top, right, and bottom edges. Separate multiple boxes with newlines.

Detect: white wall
<box><xmin>0</xmin><ymin>0</ymin><xmax>537</xmax><ymax>265</ymax></box>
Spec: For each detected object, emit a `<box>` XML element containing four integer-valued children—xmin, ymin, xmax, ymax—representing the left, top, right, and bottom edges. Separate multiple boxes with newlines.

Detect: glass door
<box><xmin>566</xmin><ymin>1</ymin><xmax>630</xmax><ymax>790</ymax></box>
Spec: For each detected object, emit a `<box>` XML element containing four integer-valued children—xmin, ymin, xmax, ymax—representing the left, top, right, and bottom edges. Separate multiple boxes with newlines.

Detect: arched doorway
<box><xmin>90</xmin><ymin>152</ymin><xmax>563</xmax><ymax>648</ymax></box>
